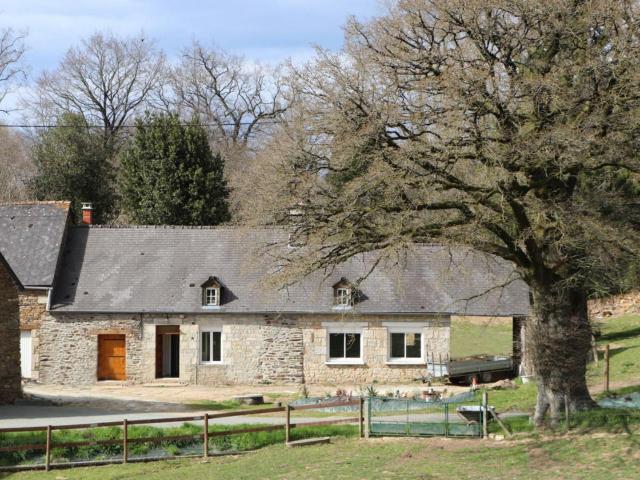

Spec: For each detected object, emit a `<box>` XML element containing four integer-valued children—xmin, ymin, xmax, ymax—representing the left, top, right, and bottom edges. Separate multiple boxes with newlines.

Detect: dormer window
<box><xmin>205</xmin><ymin>287</ymin><xmax>219</xmax><ymax>306</ymax></box>
<box><xmin>201</xmin><ymin>276</ymin><xmax>222</xmax><ymax>307</ymax></box>
<box><xmin>333</xmin><ymin>278</ymin><xmax>355</xmax><ymax>307</ymax></box>
<box><xmin>335</xmin><ymin>288</ymin><xmax>352</xmax><ymax>306</ymax></box>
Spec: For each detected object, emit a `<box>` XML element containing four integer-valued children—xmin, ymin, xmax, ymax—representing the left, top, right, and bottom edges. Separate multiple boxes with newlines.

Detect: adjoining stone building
<box><xmin>1</xmin><ymin>202</ymin><xmax>530</xmax><ymax>386</ymax></box>
<box><xmin>0</xmin><ymin>202</ymin><xmax>71</xmax><ymax>383</ymax></box>
<box><xmin>0</xmin><ymin>251</ymin><xmax>23</xmax><ymax>403</ymax></box>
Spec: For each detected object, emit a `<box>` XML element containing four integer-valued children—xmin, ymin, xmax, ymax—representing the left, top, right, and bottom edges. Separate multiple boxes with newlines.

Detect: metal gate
<box><xmin>367</xmin><ymin>394</ymin><xmax>483</xmax><ymax>437</ymax></box>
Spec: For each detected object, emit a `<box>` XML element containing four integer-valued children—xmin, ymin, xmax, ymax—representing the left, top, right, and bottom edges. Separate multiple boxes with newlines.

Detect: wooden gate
<box><xmin>97</xmin><ymin>334</ymin><xmax>126</xmax><ymax>381</ymax></box>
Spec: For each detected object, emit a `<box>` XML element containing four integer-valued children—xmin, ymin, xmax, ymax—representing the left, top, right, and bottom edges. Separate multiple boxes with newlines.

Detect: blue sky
<box><xmin>3</xmin><ymin>0</ymin><xmax>384</xmax><ymax>74</ymax></box>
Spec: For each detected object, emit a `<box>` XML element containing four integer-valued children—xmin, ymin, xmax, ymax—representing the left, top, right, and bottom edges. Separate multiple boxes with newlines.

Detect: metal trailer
<box><xmin>447</xmin><ymin>355</ymin><xmax>514</xmax><ymax>384</ymax></box>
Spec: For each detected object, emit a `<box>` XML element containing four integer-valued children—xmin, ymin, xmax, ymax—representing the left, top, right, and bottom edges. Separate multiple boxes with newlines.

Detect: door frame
<box><xmin>155</xmin><ymin>325</ymin><xmax>180</xmax><ymax>379</ymax></box>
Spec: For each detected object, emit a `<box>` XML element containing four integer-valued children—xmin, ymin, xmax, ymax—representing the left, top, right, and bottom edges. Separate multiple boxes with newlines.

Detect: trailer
<box><xmin>447</xmin><ymin>355</ymin><xmax>514</xmax><ymax>384</ymax></box>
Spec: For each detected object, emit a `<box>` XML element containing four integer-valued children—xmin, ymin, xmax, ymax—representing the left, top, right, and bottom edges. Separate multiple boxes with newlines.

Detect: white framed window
<box><xmin>323</xmin><ymin>323</ymin><xmax>366</xmax><ymax>364</ymax></box>
<box><xmin>200</xmin><ymin>329</ymin><xmax>222</xmax><ymax>363</ymax></box>
<box><xmin>335</xmin><ymin>288</ymin><xmax>352</xmax><ymax>307</ymax></box>
<box><xmin>385</xmin><ymin>324</ymin><xmax>426</xmax><ymax>364</ymax></box>
<box><xmin>204</xmin><ymin>287</ymin><xmax>219</xmax><ymax>306</ymax></box>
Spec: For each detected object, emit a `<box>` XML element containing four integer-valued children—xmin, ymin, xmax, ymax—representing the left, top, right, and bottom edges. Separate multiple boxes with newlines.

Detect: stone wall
<box><xmin>184</xmin><ymin>315</ymin><xmax>305</xmax><ymax>385</ymax></box>
<box><xmin>589</xmin><ymin>291</ymin><xmax>640</xmax><ymax>319</ymax></box>
<box><xmin>37</xmin><ymin>312</ymin><xmax>450</xmax><ymax>386</ymax></box>
<box><xmin>302</xmin><ymin>315</ymin><xmax>450</xmax><ymax>385</ymax></box>
<box><xmin>0</xmin><ymin>261</ymin><xmax>21</xmax><ymax>403</ymax></box>
<box><xmin>38</xmin><ymin>313</ymin><xmax>144</xmax><ymax>385</ymax></box>
<box><xmin>18</xmin><ymin>290</ymin><xmax>49</xmax><ymax>381</ymax></box>
<box><xmin>180</xmin><ymin>313</ymin><xmax>448</xmax><ymax>386</ymax></box>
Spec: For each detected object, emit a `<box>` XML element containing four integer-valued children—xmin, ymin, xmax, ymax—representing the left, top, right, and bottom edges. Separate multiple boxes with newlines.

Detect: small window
<box><xmin>201</xmin><ymin>330</ymin><xmax>222</xmax><ymax>363</ymax></box>
<box><xmin>390</xmin><ymin>332</ymin><xmax>422</xmax><ymax>359</ymax></box>
<box><xmin>329</xmin><ymin>332</ymin><xmax>361</xmax><ymax>359</ymax></box>
<box><xmin>204</xmin><ymin>287</ymin><xmax>219</xmax><ymax>306</ymax></box>
<box><xmin>335</xmin><ymin>288</ymin><xmax>352</xmax><ymax>306</ymax></box>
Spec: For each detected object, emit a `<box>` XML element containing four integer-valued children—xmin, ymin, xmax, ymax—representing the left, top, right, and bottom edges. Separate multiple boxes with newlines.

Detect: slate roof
<box><xmin>51</xmin><ymin>226</ymin><xmax>530</xmax><ymax>316</ymax></box>
<box><xmin>0</xmin><ymin>202</ymin><xmax>70</xmax><ymax>287</ymax></box>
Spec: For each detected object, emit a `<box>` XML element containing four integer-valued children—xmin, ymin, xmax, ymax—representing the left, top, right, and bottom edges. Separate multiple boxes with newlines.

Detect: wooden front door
<box><xmin>98</xmin><ymin>335</ymin><xmax>126</xmax><ymax>381</ymax></box>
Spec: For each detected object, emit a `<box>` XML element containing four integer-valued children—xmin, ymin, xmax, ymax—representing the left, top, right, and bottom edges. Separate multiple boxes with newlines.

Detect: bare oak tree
<box><xmin>243</xmin><ymin>0</ymin><xmax>640</xmax><ymax>426</ymax></box>
<box><xmin>0</xmin><ymin>27</ymin><xmax>27</xmax><ymax>114</ymax></box>
<box><xmin>157</xmin><ymin>42</ymin><xmax>288</xmax><ymax>153</ymax></box>
<box><xmin>30</xmin><ymin>32</ymin><xmax>165</xmax><ymax>145</ymax></box>
<box><xmin>0</xmin><ymin>127</ymin><xmax>33</xmax><ymax>202</ymax></box>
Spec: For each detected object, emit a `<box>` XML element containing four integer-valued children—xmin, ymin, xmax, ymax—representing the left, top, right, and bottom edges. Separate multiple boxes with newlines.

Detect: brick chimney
<box><xmin>81</xmin><ymin>202</ymin><xmax>93</xmax><ymax>225</ymax></box>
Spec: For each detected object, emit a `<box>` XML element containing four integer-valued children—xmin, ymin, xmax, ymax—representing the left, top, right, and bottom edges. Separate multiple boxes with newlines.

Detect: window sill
<box><xmin>325</xmin><ymin>359</ymin><xmax>365</xmax><ymax>366</ymax></box>
<box><xmin>386</xmin><ymin>359</ymin><xmax>425</xmax><ymax>366</ymax></box>
<box><xmin>201</xmin><ymin>306</ymin><xmax>222</xmax><ymax>310</ymax></box>
<box><xmin>331</xmin><ymin>305</ymin><xmax>353</xmax><ymax>311</ymax></box>
<box><xmin>199</xmin><ymin>362</ymin><xmax>224</xmax><ymax>366</ymax></box>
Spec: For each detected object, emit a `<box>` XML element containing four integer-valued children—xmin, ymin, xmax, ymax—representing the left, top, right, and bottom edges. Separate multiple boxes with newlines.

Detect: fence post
<box><xmin>123</xmin><ymin>419</ymin><xmax>128</xmax><ymax>464</ymax></box>
<box><xmin>564</xmin><ymin>395</ymin><xmax>570</xmax><ymax>433</ymax></box>
<box><xmin>359</xmin><ymin>397</ymin><xmax>364</xmax><ymax>438</ymax></box>
<box><xmin>285</xmin><ymin>404</ymin><xmax>291</xmax><ymax>444</ymax></box>
<box><xmin>482</xmin><ymin>391</ymin><xmax>488</xmax><ymax>439</ymax></box>
<box><xmin>444</xmin><ymin>403</ymin><xmax>449</xmax><ymax>438</ymax></box>
<box><xmin>604</xmin><ymin>344</ymin><xmax>610</xmax><ymax>393</ymax></box>
<box><xmin>365</xmin><ymin>397</ymin><xmax>371</xmax><ymax>439</ymax></box>
<box><xmin>203</xmin><ymin>413</ymin><xmax>209</xmax><ymax>458</ymax></box>
<box><xmin>45</xmin><ymin>425</ymin><xmax>52</xmax><ymax>471</ymax></box>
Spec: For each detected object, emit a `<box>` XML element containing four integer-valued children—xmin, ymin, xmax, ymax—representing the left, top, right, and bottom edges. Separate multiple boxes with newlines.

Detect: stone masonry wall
<box><xmin>589</xmin><ymin>291</ymin><xmax>640</xmax><ymax>319</ymax></box>
<box><xmin>0</xmin><ymin>261</ymin><xmax>21</xmax><ymax>403</ymax></box>
<box><xmin>38</xmin><ymin>314</ymin><xmax>144</xmax><ymax>385</ymax></box>
<box><xmin>192</xmin><ymin>313</ymin><xmax>448</xmax><ymax>386</ymax></box>
<box><xmin>257</xmin><ymin>315</ymin><xmax>304</xmax><ymax>384</ymax></box>
<box><xmin>18</xmin><ymin>290</ymin><xmax>49</xmax><ymax>381</ymax></box>
<box><xmin>302</xmin><ymin>315</ymin><xmax>450</xmax><ymax>385</ymax></box>
<box><xmin>37</xmin><ymin>312</ymin><xmax>450</xmax><ymax>386</ymax></box>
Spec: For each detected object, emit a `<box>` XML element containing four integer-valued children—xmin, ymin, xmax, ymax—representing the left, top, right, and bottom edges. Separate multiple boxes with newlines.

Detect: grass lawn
<box><xmin>589</xmin><ymin>314</ymin><xmax>640</xmax><ymax>389</ymax></box>
<box><xmin>455</xmin><ymin>314</ymin><xmax>640</xmax><ymax>414</ymax></box>
<box><xmin>450</xmin><ymin>316</ymin><xmax>512</xmax><ymax>358</ymax></box>
<box><xmin>5</xmin><ymin>434</ymin><xmax>640</xmax><ymax>480</ymax></box>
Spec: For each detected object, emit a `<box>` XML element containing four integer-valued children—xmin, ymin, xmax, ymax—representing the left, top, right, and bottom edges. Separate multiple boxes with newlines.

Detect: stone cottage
<box><xmin>0</xmin><ymin>201</ymin><xmax>71</xmax><ymax>382</ymax></box>
<box><xmin>0</xmin><ymin>251</ymin><xmax>23</xmax><ymax>403</ymax></box>
<box><xmin>1</xmin><ymin>202</ymin><xmax>530</xmax><ymax>386</ymax></box>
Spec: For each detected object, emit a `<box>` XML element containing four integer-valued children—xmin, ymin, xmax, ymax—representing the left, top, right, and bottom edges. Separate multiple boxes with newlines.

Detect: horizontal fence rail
<box><xmin>0</xmin><ymin>398</ymin><xmax>364</xmax><ymax>472</ymax></box>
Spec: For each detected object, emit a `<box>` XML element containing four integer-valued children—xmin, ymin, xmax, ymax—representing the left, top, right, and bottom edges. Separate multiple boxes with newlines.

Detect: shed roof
<box><xmin>51</xmin><ymin>226</ymin><xmax>530</xmax><ymax>316</ymax></box>
<box><xmin>0</xmin><ymin>202</ymin><xmax>70</xmax><ymax>287</ymax></box>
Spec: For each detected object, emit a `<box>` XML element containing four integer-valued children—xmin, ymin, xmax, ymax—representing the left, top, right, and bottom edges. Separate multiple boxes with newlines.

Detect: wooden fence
<box><xmin>0</xmin><ymin>398</ymin><xmax>364</xmax><ymax>472</ymax></box>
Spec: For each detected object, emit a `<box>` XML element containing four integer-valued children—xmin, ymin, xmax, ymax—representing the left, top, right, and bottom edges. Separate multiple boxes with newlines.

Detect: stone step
<box><xmin>286</xmin><ymin>437</ymin><xmax>331</xmax><ymax>448</ymax></box>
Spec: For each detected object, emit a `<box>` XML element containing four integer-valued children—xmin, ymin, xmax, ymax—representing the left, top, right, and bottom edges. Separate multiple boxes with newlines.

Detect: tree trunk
<box><xmin>530</xmin><ymin>287</ymin><xmax>597</xmax><ymax>428</ymax></box>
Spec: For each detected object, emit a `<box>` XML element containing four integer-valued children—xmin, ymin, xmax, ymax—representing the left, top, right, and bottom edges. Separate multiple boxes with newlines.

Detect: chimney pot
<box><xmin>81</xmin><ymin>202</ymin><xmax>93</xmax><ymax>225</ymax></box>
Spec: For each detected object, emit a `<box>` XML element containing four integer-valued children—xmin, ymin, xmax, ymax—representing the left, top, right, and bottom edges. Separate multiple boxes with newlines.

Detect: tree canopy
<box><xmin>30</xmin><ymin>113</ymin><xmax>117</xmax><ymax>223</ymax></box>
<box><xmin>120</xmin><ymin>113</ymin><xmax>230</xmax><ymax>226</ymax></box>
<box><xmin>242</xmin><ymin>0</ymin><xmax>640</xmax><ymax>425</ymax></box>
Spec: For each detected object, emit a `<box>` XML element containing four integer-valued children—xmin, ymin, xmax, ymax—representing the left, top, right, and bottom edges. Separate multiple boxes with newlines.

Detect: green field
<box><xmin>473</xmin><ymin>314</ymin><xmax>640</xmax><ymax>414</ymax></box>
<box><xmin>450</xmin><ymin>317</ymin><xmax>512</xmax><ymax>358</ymax></box>
<box><xmin>589</xmin><ymin>314</ymin><xmax>640</xmax><ymax>388</ymax></box>
<box><xmin>4</xmin><ymin>434</ymin><xmax>639</xmax><ymax>480</ymax></box>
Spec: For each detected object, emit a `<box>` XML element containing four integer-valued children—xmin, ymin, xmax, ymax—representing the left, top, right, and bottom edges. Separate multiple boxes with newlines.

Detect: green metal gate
<box><xmin>367</xmin><ymin>395</ymin><xmax>483</xmax><ymax>438</ymax></box>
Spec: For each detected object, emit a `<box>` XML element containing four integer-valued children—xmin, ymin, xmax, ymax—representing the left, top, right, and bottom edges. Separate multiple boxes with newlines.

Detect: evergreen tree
<box><xmin>30</xmin><ymin>113</ymin><xmax>117</xmax><ymax>223</ymax></box>
<box><xmin>120</xmin><ymin>114</ymin><xmax>230</xmax><ymax>225</ymax></box>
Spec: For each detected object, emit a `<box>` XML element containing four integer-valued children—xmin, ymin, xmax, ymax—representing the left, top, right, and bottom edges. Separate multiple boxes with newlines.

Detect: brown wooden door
<box><xmin>98</xmin><ymin>335</ymin><xmax>126</xmax><ymax>381</ymax></box>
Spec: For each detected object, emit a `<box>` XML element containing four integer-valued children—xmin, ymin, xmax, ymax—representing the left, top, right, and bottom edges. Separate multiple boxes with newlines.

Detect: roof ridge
<box><xmin>0</xmin><ymin>200</ymin><xmax>71</xmax><ymax>210</ymax></box>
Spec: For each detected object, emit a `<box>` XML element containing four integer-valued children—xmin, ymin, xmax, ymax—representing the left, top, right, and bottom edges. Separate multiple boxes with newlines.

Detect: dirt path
<box><xmin>24</xmin><ymin>382</ymin><xmax>469</xmax><ymax>409</ymax></box>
